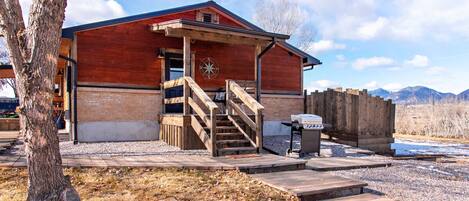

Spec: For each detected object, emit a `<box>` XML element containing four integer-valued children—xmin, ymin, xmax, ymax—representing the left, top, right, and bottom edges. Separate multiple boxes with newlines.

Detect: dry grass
<box><xmin>0</xmin><ymin>168</ymin><xmax>297</xmax><ymax>201</ymax></box>
<box><xmin>396</xmin><ymin>101</ymin><xmax>469</xmax><ymax>139</ymax></box>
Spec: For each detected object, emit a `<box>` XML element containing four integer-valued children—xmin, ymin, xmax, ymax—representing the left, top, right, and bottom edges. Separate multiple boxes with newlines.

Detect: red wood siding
<box><xmin>75</xmin><ymin>8</ymin><xmax>303</xmax><ymax>93</ymax></box>
<box><xmin>262</xmin><ymin>46</ymin><xmax>302</xmax><ymax>93</ymax></box>
<box><xmin>77</xmin><ymin>12</ymin><xmax>197</xmax><ymax>86</ymax></box>
<box><xmin>193</xmin><ymin>41</ymin><xmax>255</xmax><ymax>89</ymax></box>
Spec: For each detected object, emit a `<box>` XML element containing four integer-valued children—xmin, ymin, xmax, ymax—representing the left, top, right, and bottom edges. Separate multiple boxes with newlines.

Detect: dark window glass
<box><xmin>203</xmin><ymin>13</ymin><xmax>212</xmax><ymax>23</ymax></box>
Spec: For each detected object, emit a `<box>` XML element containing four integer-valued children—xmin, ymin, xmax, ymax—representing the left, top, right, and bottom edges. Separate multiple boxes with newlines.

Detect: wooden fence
<box><xmin>306</xmin><ymin>88</ymin><xmax>395</xmax><ymax>154</ymax></box>
<box><xmin>0</xmin><ymin>118</ymin><xmax>20</xmax><ymax>131</ymax></box>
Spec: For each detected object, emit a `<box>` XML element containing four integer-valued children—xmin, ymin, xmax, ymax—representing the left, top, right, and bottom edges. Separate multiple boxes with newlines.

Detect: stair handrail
<box><xmin>226</xmin><ymin>80</ymin><xmax>264</xmax><ymax>150</ymax></box>
<box><xmin>184</xmin><ymin>76</ymin><xmax>218</xmax><ymax>156</ymax></box>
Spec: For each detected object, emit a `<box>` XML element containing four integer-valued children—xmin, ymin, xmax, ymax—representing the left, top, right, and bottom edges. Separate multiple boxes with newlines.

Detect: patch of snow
<box><xmin>392</xmin><ymin>139</ymin><xmax>469</xmax><ymax>156</ymax></box>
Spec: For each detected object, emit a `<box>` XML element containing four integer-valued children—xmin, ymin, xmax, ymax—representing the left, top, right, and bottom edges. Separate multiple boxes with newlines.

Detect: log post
<box><xmin>210</xmin><ymin>107</ymin><xmax>218</xmax><ymax>156</ymax></box>
<box><xmin>255</xmin><ymin>110</ymin><xmax>263</xmax><ymax>151</ymax></box>
<box><xmin>183</xmin><ymin>37</ymin><xmax>191</xmax><ymax>115</ymax></box>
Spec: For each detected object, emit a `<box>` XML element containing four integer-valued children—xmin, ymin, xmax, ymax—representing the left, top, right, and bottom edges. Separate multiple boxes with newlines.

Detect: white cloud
<box><xmin>357</xmin><ymin>17</ymin><xmax>388</xmax><ymax>40</ymax></box>
<box><xmin>336</xmin><ymin>54</ymin><xmax>346</xmax><ymax>61</ymax></box>
<box><xmin>364</xmin><ymin>81</ymin><xmax>378</xmax><ymax>89</ymax></box>
<box><xmin>352</xmin><ymin>56</ymin><xmax>394</xmax><ymax>70</ymax></box>
<box><xmin>405</xmin><ymin>55</ymin><xmax>429</xmax><ymax>67</ymax></box>
<box><xmin>425</xmin><ymin>66</ymin><xmax>446</xmax><ymax>75</ymax></box>
<box><xmin>382</xmin><ymin>83</ymin><xmax>403</xmax><ymax>91</ymax></box>
<box><xmin>299</xmin><ymin>0</ymin><xmax>469</xmax><ymax>41</ymax></box>
<box><xmin>20</xmin><ymin>0</ymin><xmax>126</xmax><ymax>27</ymax></box>
<box><xmin>306</xmin><ymin>80</ymin><xmax>340</xmax><ymax>92</ymax></box>
<box><xmin>307</xmin><ymin>40</ymin><xmax>346</xmax><ymax>54</ymax></box>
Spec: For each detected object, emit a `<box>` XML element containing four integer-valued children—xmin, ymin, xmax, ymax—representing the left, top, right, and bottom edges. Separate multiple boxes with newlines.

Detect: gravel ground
<box><xmin>8</xmin><ymin>140</ymin><xmax>209</xmax><ymax>157</ymax></box>
<box><xmin>330</xmin><ymin>159</ymin><xmax>469</xmax><ymax>201</ymax></box>
<box><xmin>265</xmin><ymin>135</ymin><xmax>469</xmax><ymax>201</ymax></box>
<box><xmin>263</xmin><ymin>135</ymin><xmax>373</xmax><ymax>157</ymax></box>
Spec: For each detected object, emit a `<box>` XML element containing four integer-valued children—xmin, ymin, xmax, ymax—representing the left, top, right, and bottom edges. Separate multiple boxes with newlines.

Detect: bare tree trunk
<box><xmin>0</xmin><ymin>0</ymin><xmax>79</xmax><ymax>200</ymax></box>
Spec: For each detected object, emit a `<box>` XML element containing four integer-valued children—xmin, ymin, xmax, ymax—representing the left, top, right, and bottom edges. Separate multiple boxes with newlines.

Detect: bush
<box><xmin>0</xmin><ymin>113</ymin><xmax>19</xmax><ymax>118</ymax></box>
<box><xmin>395</xmin><ymin>101</ymin><xmax>469</xmax><ymax>139</ymax></box>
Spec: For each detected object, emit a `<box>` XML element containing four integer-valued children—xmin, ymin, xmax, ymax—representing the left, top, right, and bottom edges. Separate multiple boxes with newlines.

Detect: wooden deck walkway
<box><xmin>306</xmin><ymin>157</ymin><xmax>391</xmax><ymax>171</ymax></box>
<box><xmin>251</xmin><ymin>170</ymin><xmax>367</xmax><ymax>200</ymax></box>
<box><xmin>0</xmin><ymin>131</ymin><xmax>19</xmax><ymax>152</ymax></box>
<box><xmin>324</xmin><ymin>193</ymin><xmax>393</xmax><ymax>201</ymax></box>
<box><xmin>0</xmin><ymin>154</ymin><xmax>306</xmax><ymax>172</ymax></box>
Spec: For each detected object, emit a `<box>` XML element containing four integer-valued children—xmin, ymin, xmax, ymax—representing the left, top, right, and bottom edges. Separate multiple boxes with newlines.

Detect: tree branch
<box><xmin>0</xmin><ymin>0</ymin><xmax>27</xmax><ymax>72</ymax></box>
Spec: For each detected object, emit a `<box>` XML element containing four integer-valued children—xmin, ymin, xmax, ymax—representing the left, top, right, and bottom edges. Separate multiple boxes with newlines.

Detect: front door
<box><xmin>165</xmin><ymin>53</ymin><xmax>184</xmax><ymax>113</ymax></box>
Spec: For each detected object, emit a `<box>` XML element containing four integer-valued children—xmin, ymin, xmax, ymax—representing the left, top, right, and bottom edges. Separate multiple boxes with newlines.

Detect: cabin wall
<box><xmin>262</xmin><ymin>94</ymin><xmax>304</xmax><ymax>136</ymax></box>
<box><xmin>76</xmin><ymin>87</ymin><xmax>160</xmax><ymax>142</ymax></box>
<box><xmin>72</xmin><ymin>8</ymin><xmax>305</xmax><ymax>141</ymax></box>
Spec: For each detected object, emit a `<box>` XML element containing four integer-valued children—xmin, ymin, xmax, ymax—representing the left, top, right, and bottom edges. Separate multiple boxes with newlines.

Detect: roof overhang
<box><xmin>0</xmin><ymin>65</ymin><xmax>14</xmax><ymax>79</ymax></box>
<box><xmin>151</xmin><ymin>19</ymin><xmax>289</xmax><ymax>46</ymax></box>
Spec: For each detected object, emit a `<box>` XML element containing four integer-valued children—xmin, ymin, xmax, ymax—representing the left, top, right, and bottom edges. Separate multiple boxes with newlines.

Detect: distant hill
<box><xmin>457</xmin><ymin>89</ymin><xmax>469</xmax><ymax>100</ymax></box>
<box><xmin>369</xmin><ymin>86</ymin><xmax>468</xmax><ymax>104</ymax></box>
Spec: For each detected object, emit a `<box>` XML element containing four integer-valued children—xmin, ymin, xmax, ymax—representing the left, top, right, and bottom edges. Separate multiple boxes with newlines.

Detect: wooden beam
<box><xmin>188</xmin><ymin>97</ymin><xmax>210</xmax><ymax>126</ymax></box>
<box><xmin>183</xmin><ymin>36</ymin><xmax>191</xmax><ymax>77</ymax></box>
<box><xmin>161</xmin><ymin>58</ymin><xmax>166</xmax><ymax>114</ymax></box>
<box><xmin>190</xmin><ymin>116</ymin><xmax>213</xmax><ymax>152</ymax></box>
<box><xmin>229</xmin><ymin>81</ymin><xmax>264</xmax><ymax>113</ymax></box>
<box><xmin>228</xmin><ymin>100</ymin><xmax>257</xmax><ymax>130</ymax></box>
<box><xmin>185</xmin><ymin>77</ymin><xmax>218</xmax><ymax>110</ymax></box>
<box><xmin>152</xmin><ymin>22</ymin><xmax>277</xmax><ymax>41</ymax></box>
<box><xmin>163</xmin><ymin>77</ymin><xmax>185</xmax><ymax>89</ymax></box>
<box><xmin>164</xmin><ymin>97</ymin><xmax>184</xmax><ymax>104</ymax></box>
<box><xmin>164</xmin><ymin>28</ymin><xmax>269</xmax><ymax>46</ymax></box>
<box><xmin>254</xmin><ymin>45</ymin><xmax>262</xmax><ymax>101</ymax></box>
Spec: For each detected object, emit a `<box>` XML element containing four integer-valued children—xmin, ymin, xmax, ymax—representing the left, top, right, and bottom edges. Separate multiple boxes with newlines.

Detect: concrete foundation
<box><xmin>263</xmin><ymin>120</ymin><xmax>291</xmax><ymax>136</ymax></box>
<box><xmin>77</xmin><ymin>121</ymin><xmax>159</xmax><ymax>142</ymax></box>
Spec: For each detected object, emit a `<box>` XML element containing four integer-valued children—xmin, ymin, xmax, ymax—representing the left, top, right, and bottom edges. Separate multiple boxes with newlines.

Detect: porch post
<box><xmin>183</xmin><ymin>36</ymin><xmax>191</xmax><ymax>115</ymax></box>
<box><xmin>183</xmin><ymin>37</ymin><xmax>191</xmax><ymax>76</ymax></box>
<box><xmin>254</xmin><ymin>44</ymin><xmax>261</xmax><ymax>102</ymax></box>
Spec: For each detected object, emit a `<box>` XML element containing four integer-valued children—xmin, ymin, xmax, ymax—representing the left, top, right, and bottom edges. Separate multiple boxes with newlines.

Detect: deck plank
<box><xmin>324</xmin><ymin>193</ymin><xmax>393</xmax><ymax>201</ymax></box>
<box><xmin>307</xmin><ymin>157</ymin><xmax>391</xmax><ymax>171</ymax></box>
<box><xmin>250</xmin><ymin>170</ymin><xmax>367</xmax><ymax>196</ymax></box>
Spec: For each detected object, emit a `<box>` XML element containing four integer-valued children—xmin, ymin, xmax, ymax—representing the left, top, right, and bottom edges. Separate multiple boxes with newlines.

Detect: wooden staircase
<box><xmin>198</xmin><ymin>114</ymin><xmax>257</xmax><ymax>156</ymax></box>
<box><xmin>162</xmin><ymin>77</ymin><xmax>263</xmax><ymax>157</ymax></box>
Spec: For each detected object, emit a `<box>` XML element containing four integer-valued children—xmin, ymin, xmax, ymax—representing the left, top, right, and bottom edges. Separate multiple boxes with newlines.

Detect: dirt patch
<box><xmin>0</xmin><ymin>168</ymin><xmax>297</xmax><ymax>201</ymax></box>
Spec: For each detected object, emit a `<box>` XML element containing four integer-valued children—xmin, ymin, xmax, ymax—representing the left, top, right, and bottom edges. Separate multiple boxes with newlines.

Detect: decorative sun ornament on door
<box><xmin>199</xmin><ymin>57</ymin><xmax>219</xmax><ymax>79</ymax></box>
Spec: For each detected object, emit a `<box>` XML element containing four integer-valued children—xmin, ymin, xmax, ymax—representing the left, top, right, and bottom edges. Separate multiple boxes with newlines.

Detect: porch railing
<box><xmin>162</xmin><ymin>76</ymin><xmax>219</xmax><ymax>156</ymax></box>
<box><xmin>225</xmin><ymin>80</ymin><xmax>264</xmax><ymax>150</ymax></box>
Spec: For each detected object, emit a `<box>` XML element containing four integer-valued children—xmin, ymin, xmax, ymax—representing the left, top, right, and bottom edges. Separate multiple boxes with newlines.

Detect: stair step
<box><xmin>324</xmin><ymin>193</ymin><xmax>392</xmax><ymax>201</ymax></box>
<box><xmin>204</xmin><ymin>126</ymin><xmax>238</xmax><ymax>131</ymax></box>
<box><xmin>216</xmin><ymin>139</ymin><xmax>249</xmax><ymax>144</ymax></box>
<box><xmin>216</xmin><ymin>132</ymin><xmax>245</xmax><ymax>140</ymax></box>
<box><xmin>218</xmin><ymin>147</ymin><xmax>257</xmax><ymax>155</ymax></box>
<box><xmin>219</xmin><ymin>146</ymin><xmax>256</xmax><ymax>151</ymax></box>
<box><xmin>216</xmin><ymin>120</ymin><xmax>233</xmax><ymax>126</ymax></box>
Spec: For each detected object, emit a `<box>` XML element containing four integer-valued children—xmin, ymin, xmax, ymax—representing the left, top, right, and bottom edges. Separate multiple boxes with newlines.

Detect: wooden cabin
<box><xmin>1</xmin><ymin>1</ymin><xmax>321</xmax><ymax>156</ymax></box>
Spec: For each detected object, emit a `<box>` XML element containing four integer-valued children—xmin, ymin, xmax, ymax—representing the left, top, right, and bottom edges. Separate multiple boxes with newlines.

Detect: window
<box><xmin>203</xmin><ymin>13</ymin><xmax>213</xmax><ymax>23</ymax></box>
<box><xmin>196</xmin><ymin>10</ymin><xmax>219</xmax><ymax>24</ymax></box>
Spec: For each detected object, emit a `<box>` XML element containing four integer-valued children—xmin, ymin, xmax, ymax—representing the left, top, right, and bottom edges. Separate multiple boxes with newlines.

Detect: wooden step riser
<box><xmin>216</xmin><ymin>135</ymin><xmax>245</xmax><ymax>141</ymax></box>
<box><xmin>218</xmin><ymin>149</ymin><xmax>257</xmax><ymax>156</ymax></box>
<box><xmin>216</xmin><ymin>141</ymin><xmax>252</xmax><ymax>149</ymax></box>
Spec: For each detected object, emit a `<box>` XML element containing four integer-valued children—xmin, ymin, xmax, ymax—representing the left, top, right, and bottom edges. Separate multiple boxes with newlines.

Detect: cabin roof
<box><xmin>61</xmin><ymin>1</ymin><xmax>321</xmax><ymax>66</ymax></box>
<box><xmin>152</xmin><ymin>19</ymin><xmax>290</xmax><ymax>40</ymax></box>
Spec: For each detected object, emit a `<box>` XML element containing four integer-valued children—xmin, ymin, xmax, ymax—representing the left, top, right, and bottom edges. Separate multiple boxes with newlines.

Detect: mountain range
<box><xmin>369</xmin><ymin>86</ymin><xmax>469</xmax><ymax>104</ymax></box>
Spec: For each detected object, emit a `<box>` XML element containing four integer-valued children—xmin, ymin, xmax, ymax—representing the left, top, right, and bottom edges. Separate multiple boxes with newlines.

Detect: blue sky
<box><xmin>1</xmin><ymin>0</ymin><xmax>468</xmax><ymax>97</ymax></box>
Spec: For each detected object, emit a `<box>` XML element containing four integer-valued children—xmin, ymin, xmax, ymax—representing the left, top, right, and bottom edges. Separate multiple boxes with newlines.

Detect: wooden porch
<box><xmin>159</xmin><ymin>77</ymin><xmax>264</xmax><ymax>156</ymax></box>
<box><xmin>154</xmin><ymin>19</ymin><xmax>290</xmax><ymax>157</ymax></box>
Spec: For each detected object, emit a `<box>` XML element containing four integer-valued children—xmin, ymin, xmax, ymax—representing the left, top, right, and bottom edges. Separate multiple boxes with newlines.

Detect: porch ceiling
<box><xmin>151</xmin><ymin>19</ymin><xmax>289</xmax><ymax>46</ymax></box>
